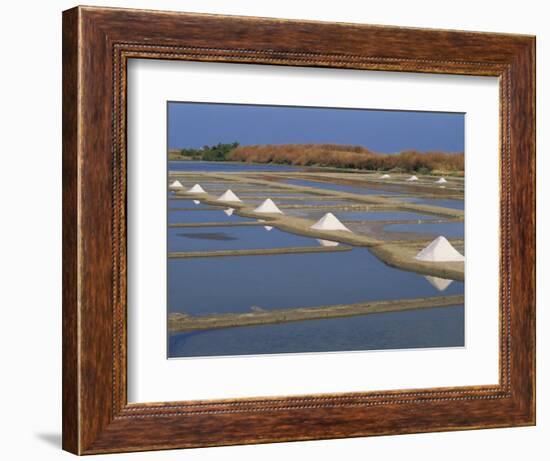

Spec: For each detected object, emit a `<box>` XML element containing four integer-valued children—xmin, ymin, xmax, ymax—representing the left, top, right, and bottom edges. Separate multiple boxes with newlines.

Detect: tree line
<box><xmin>171</xmin><ymin>142</ymin><xmax>464</xmax><ymax>174</ymax></box>
<box><xmin>228</xmin><ymin>144</ymin><xmax>464</xmax><ymax>174</ymax></box>
<box><xmin>171</xmin><ymin>142</ymin><xmax>240</xmax><ymax>162</ymax></box>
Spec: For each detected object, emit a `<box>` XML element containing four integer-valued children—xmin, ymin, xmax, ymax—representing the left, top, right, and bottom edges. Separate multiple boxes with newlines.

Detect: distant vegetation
<box><xmin>170</xmin><ymin>142</ymin><xmax>464</xmax><ymax>174</ymax></box>
<box><xmin>169</xmin><ymin>142</ymin><xmax>239</xmax><ymax>162</ymax></box>
<box><xmin>229</xmin><ymin>144</ymin><xmax>464</xmax><ymax>174</ymax></box>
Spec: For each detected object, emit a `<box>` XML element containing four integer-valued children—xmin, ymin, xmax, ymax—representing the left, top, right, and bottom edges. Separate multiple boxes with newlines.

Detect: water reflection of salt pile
<box><xmin>193</xmin><ymin>200</ymin><xmax>200</xmax><ymax>205</ymax></box>
<box><xmin>263</xmin><ymin>226</ymin><xmax>273</xmax><ymax>231</ymax></box>
<box><xmin>425</xmin><ymin>275</ymin><xmax>453</xmax><ymax>291</ymax></box>
<box><xmin>223</xmin><ymin>208</ymin><xmax>234</xmax><ymax>216</ymax></box>
<box><xmin>317</xmin><ymin>239</ymin><xmax>339</xmax><ymax>247</ymax></box>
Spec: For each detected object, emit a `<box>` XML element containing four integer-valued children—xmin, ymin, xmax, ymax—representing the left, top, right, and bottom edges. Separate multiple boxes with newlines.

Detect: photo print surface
<box><xmin>167</xmin><ymin>102</ymin><xmax>465</xmax><ymax>358</ymax></box>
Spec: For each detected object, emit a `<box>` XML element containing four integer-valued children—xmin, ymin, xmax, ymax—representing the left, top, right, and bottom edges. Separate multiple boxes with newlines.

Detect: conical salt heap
<box><xmin>425</xmin><ymin>275</ymin><xmax>453</xmax><ymax>291</ymax></box>
<box><xmin>317</xmin><ymin>239</ymin><xmax>340</xmax><ymax>247</ymax></box>
<box><xmin>169</xmin><ymin>180</ymin><xmax>185</xmax><ymax>191</ymax></box>
<box><xmin>253</xmin><ymin>198</ymin><xmax>283</xmax><ymax>214</ymax></box>
<box><xmin>435</xmin><ymin>177</ymin><xmax>448</xmax><ymax>184</ymax></box>
<box><xmin>187</xmin><ymin>184</ymin><xmax>206</xmax><ymax>194</ymax></box>
<box><xmin>216</xmin><ymin>189</ymin><xmax>242</xmax><ymax>202</ymax></box>
<box><xmin>407</xmin><ymin>175</ymin><xmax>419</xmax><ymax>181</ymax></box>
<box><xmin>193</xmin><ymin>200</ymin><xmax>201</xmax><ymax>205</ymax></box>
<box><xmin>414</xmin><ymin>236</ymin><xmax>464</xmax><ymax>262</ymax></box>
<box><xmin>223</xmin><ymin>208</ymin><xmax>234</xmax><ymax>216</ymax></box>
<box><xmin>380</xmin><ymin>174</ymin><xmax>391</xmax><ymax>179</ymax></box>
<box><xmin>310</xmin><ymin>213</ymin><xmax>350</xmax><ymax>232</ymax></box>
<box><xmin>263</xmin><ymin>226</ymin><xmax>274</xmax><ymax>231</ymax></box>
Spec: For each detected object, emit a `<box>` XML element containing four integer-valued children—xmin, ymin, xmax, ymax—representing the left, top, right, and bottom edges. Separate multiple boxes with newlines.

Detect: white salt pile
<box><xmin>414</xmin><ymin>236</ymin><xmax>464</xmax><ymax>262</ymax></box>
<box><xmin>310</xmin><ymin>213</ymin><xmax>350</xmax><ymax>232</ymax></box>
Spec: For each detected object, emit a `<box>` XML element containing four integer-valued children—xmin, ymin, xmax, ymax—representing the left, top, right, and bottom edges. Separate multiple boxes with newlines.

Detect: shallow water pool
<box><xmin>286</xmin><ymin>209</ymin><xmax>441</xmax><ymax>221</ymax></box>
<box><xmin>168</xmin><ymin>209</ymin><xmax>255</xmax><ymax>224</ymax></box>
<box><xmin>168</xmin><ymin>248</ymin><xmax>464</xmax><ymax>315</ymax></box>
<box><xmin>169</xmin><ymin>304</ymin><xmax>464</xmax><ymax>357</ymax></box>
<box><xmin>282</xmin><ymin>178</ymin><xmax>401</xmax><ymax>196</ymax></box>
<box><xmin>384</xmin><ymin>221</ymin><xmax>464</xmax><ymax>238</ymax></box>
<box><xmin>397</xmin><ymin>197</ymin><xmax>464</xmax><ymax>210</ymax></box>
<box><xmin>168</xmin><ymin>199</ymin><xmax>212</xmax><ymax>209</ymax></box>
<box><xmin>168</xmin><ymin>225</ymin><xmax>320</xmax><ymax>253</ymax></box>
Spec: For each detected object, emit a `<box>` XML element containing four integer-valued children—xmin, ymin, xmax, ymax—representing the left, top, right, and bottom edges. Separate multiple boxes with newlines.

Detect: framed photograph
<box><xmin>62</xmin><ymin>6</ymin><xmax>535</xmax><ymax>455</ymax></box>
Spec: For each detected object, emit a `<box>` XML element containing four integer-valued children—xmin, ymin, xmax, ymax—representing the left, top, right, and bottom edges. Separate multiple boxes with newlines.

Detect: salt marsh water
<box><xmin>398</xmin><ymin>197</ymin><xmax>464</xmax><ymax>210</ymax></box>
<box><xmin>286</xmin><ymin>209</ymin><xmax>440</xmax><ymax>221</ymax></box>
<box><xmin>283</xmin><ymin>178</ymin><xmax>401</xmax><ymax>196</ymax></box>
<box><xmin>169</xmin><ymin>305</ymin><xmax>464</xmax><ymax>357</ymax></box>
<box><xmin>168</xmin><ymin>209</ymin><xmax>255</xmax><ymax>224</ymax></box>
<box><xmin>168</xmin><ymin>226</ymin><xmax>320</xmax><ymax>252</ymax></box>
<box><xmin>166</xmin><ymin>169</ymin><xmax>465</xmax><ymax>357</ymax></box>
<box><xmin>385</xmin><ymin>221</ymin><xmax>464</xmax><ymax>239</ymax></box>
<box><xmin>168</xmin><ymin>199</ymin><xmax>211</xmax><ymax>209</ymax></box>
<box><xmin>250</xmin><ymin>199</ymin><xmax>352</xmax><ymax>206</ymax></box>
<box><xmin>168</xmin><ymin>249</ymin><xmax>464</xmax><ymax>315</ymax></box>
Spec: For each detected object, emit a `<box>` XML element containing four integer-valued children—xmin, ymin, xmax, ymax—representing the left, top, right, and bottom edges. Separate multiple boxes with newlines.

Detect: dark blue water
<box><xmin>251</xmin><ymin>199</ymin><xmax>352</xmax><ymax>206</ymax></box>
<box><xmin>169</xmin><ymin>305</ymin><xmax>464</xmax><ymax>357</ymax></box>
<box><xmin>286</xmin><ymin>210</ymin><xmax>439</xmax><ymax>221</ymax></box>
<box><xmin>385</xmin><ymin>221</ymin><xmax>464</xmax><ymax>239</ymax></box>
<box><xmin>234</xmin><ymin>192</ymin><xmax>318</xmax><ymax>199</ymax></box>
<box><xmin>168</xmin><ymin>249</ymin><xmax>464</xmax><ymax>315</ymax></box>
<box><xmin>398</xmin><ymin>197</ymin><xmax>464</xmax><ymax>210</ymax></box>
<box><xmin>191</xmin><ymin>184</ymin><xmax>285</xmax><ymax>192</ymax></box>
<box><xmin>168</xmin><ymin>199</ymin><xmax>211</xmax><ymax>209</ymax></box>
<box><xmin>282</xmin><ymin>178</ymin><xmax>401</xmax><ymax>196</ymax></box>
<box><xmin>168</xmin><ymin>225</ymin><xmax>320</xmax><ymax>253</ymax></box>
<box><xmin>169</xmin><ymin>160</ymin><xmax>304</xmax><ymax>172</ymax></box>
<box><xmin>168</xmin><ymin>209</ymin><xmax>255</xmax><ymax>224</ymax></box>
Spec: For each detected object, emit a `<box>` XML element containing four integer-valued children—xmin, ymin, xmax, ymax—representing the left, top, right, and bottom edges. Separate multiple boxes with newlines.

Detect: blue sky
<box><xmin>168</xmin><ymin>102</ymin><xmax>464</xmax><ymax>154</ymax></box>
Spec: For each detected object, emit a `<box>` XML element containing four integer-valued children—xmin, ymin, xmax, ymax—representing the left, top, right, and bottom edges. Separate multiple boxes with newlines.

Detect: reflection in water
<box><xmin>425</xmin><ymin>276</ymin><xmax>453</xmax><ymax>291</ymax></box>
<box><xmin>168</xmin><ymin>226</ymin><xmax>319</xmax><ymax>252</ymax></box>
<box><xmin>223</xmin><ymin>208</ymin><xmax>234</xmax><ymax>216</ymax></box>
<box><xmin>317</xmin><ymin>239</ymin><xmax>339</xmax><ymax>247</ymax></box>
<box><xmin>175</xmin><ymin>232</ymin><xmax>238</xmax><ymax>241</ymax></box>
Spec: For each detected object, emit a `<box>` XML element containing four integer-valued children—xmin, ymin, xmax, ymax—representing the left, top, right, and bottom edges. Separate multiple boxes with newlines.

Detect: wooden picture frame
<box><xmin>62</xmin><ymin>5</ymin><xmax>536</xmax><ymax>455</ymax></box>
